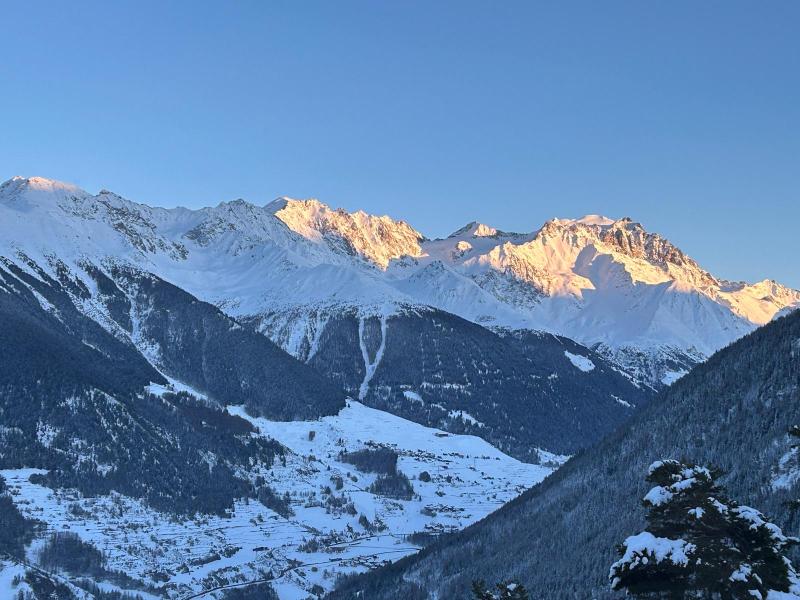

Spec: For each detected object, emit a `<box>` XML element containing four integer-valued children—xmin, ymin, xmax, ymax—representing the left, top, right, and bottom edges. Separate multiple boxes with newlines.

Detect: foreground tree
<box><xmin>610</xmin><ymin>459</ymin><xmax>799</xmax><ymax>599</ymax></box>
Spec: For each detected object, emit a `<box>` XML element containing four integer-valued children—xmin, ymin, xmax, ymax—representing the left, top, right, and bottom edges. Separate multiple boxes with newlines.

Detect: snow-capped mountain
<box><xmin>0</xmin><ymin>180</ymin><xmax>564</xmax><ymax>599</ymax></box>
<box><xmin>414</xmin><ymin>214</ymin><xmax>800</xmax><ymax>383</ymax></box>
<box><xmin>3</xmin><ymin>175</ymin><xmax>795</xmax><ymax>388</ymax></box>
<box><xmin>259</xmin><ymin>196</ymin><xmax>800</xmax><ymax>385</ymax></box>
<box><xmin>0</xmin><ymin>176</ymin><xmax>647</xmax><ymax>462</ymax></box>
<box><xmin>2</xmin><ymin>174</ymin><xmax>796</xmax><ymax>599</ymax></box>
<box><xmin>267</xmin><ymin>197</ymin><xmax>424</xmax><ymax>269</ymax></box>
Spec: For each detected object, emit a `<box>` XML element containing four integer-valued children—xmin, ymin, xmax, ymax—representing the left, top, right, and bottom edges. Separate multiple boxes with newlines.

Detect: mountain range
<box><xmin>1</xmin><ymin>174</ymin><xmax>799</xmax><ymax>599</ymax></box>
<box><xmin>2</xmin><ymin>175</ymin><xmax>797</xmax><ymax>390</ymax></box>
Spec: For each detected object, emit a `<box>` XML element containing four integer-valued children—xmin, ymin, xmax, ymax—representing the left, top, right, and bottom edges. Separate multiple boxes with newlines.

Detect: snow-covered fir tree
<box><xmin>610</xmin><ymin>459</ymin><xmax>800</xmax><ymax>599</ymax></box>
<box><xmin>471</xmin><ymin>579</ymin><xmax>529</xmax><ymax>599</ymax></box>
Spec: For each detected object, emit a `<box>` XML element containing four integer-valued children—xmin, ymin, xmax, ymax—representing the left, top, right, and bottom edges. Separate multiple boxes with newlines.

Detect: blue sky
<box><xmin>1</xmin><ymin>1</ymin><xmax>798</xmax><ymax>286</ymax></box>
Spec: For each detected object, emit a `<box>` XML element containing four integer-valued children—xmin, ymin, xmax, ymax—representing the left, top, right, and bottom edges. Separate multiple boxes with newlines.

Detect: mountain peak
<box><xmin>264</xmin><ymin>196</ymin><xmax>292</xmax><ymax>212</ymax></box>
<box><xmin>449</xmin><ymin>221</ymin><xmax>502</xmax><ymax>238</ymax></box>
<box><xmin>545</xmin><ymin>215</ymin><xmax>632</xmax><ymax>231</ymax></box>
<box><xmin>265</xmin><ymin>196</ymin><xmax>327</xmax><ymax>214</ymax></box>
<box><xmin>215</xmin><ymin>197</ymin><xmax>256</xmax><ymax>210</ymax></box>
<box><xmin>574</xmin><ymin>214</ymin><xmax>616</xmax><ymax>226</ymax></box>
<box><xmin>3</xmin><ymin>175</ymin><xmax>82</xmax><ymax>193</ymax></box>
<box><xmin>269</xmin><ymin>197</ymin><xmax>424</xmax><ymax>268</ymax></box>
<box><xmin>0</xmin><ymin>176</ymin><xmax>88</xmax><ymax>210</ymax></box>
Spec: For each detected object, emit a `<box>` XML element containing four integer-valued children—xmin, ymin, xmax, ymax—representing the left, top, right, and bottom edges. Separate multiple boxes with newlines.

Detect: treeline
<box><xmin>37</xmin><ymin>532</ymin><xmax>151</xmax><ymax>598</ymax></box>
<box><xmin>0</xmin><ymin>475</ymin><xmax>40</xmax><ymax>557</ymax></box>
<box><xmin>221</xmin><ymin>582</ymin><xmax>279</xmax><ymax>599</ymax></box>
<box><xmin>38</xmin><ymin>532</ymin><xmax>105</xmax><ymax>577</ymax></box>
<box><xmin>0</xmin><ymin>381</ymin><xmax>287</xmax><ymax>515</ymax></box>
<box><xmin>369</xmin><ymin>472</ymin><xmax>415</xmax><ymax>500</ymax></box>
<box><xmin>338</xmin><ymin>447</ymin><xmax>415</xmax><ymax>500</ymax></box>
<box><xmin>339</xmin><ymin>447</ymin><xmax>399</xmax><ymax>475</ymax></box>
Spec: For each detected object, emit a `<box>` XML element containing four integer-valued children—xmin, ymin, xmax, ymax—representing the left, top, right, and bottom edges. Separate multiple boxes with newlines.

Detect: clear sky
<box><xmin>1</xmin><ymin>1</ymin><xmax>798</xmax><ymax>286</ymax></box>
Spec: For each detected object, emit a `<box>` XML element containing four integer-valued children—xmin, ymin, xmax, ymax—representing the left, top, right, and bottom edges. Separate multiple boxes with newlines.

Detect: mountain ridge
<box><xmin>2</xmin><ymin>175</ymin><xmax>797</xmax><ymax>388</ymax></box>
<box><xmin>0</xmin><ymin>175</ymin><xmax>650</xmax><ymax>462</ymax></box>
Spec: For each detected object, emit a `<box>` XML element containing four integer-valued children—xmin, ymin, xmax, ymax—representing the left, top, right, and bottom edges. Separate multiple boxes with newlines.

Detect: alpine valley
<box><xmin>0</xmin><ymin>175</ymin><xmax>798</xmax><ymax>599</ymax></box>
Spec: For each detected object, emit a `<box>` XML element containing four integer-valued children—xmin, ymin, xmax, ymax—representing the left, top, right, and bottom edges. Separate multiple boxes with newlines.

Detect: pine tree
<box><xmin>472</xmin><ymin>581</ymin><xmax>494</xmax><ymax>600</ymax></box>
<box><xmin>610</xmin><ymin>459</ymin><xmax>799</xmax><ymax>599</ymax></box>
<box><xmin>472</xmin><ymin>579</ymin><xmax>529</xmax><ymax>599</ymax></box>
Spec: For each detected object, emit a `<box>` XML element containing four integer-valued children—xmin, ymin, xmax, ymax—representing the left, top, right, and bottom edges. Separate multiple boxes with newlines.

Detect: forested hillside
<box><xmin>330</xmin><ymin>309</ymin><xmax>800</xmax><ymax>599</ymax></box>
<box><xmin>261</xmin><ymin>307</ymin><xmax>650</xmax><ymax>460</ymax></box>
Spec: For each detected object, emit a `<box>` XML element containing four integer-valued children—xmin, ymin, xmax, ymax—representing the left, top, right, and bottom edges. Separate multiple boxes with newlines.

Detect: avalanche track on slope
<box><xmin>357</xmin><ymin>314</ymin><xmax>388</xmax><ymax>400</ymax></box>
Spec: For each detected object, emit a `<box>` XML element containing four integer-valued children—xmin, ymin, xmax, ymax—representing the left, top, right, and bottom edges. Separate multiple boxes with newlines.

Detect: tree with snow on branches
<box><xmin>610</xmin><ymin>459</ymin><xmax>800</xmax><ymax>599</ymax></box>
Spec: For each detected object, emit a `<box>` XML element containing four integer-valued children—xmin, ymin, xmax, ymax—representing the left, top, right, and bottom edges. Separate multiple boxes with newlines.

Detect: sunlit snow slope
<box><xmin>1</xmin><ymin>175</ymin><xmax>797</xmax><ymax>386</ymax></box>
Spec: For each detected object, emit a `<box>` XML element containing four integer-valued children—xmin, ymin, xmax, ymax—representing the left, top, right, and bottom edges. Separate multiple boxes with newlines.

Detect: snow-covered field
<box><xmin>1</xmin><ymin>401</ymin><xmax>560</xmax><ymax>599</ymax></box>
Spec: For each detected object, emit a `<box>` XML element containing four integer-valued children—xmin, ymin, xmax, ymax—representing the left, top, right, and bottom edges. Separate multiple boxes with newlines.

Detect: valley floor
<box><xmin>1</xmin><ymin>401</ymin><xmax>561</xmax><ymax>599</ymax></box>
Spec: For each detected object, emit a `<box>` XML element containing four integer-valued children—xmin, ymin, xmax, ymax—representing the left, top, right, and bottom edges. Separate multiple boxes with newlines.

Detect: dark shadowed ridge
<box><xmin>329</xmin><ymin>309</ymin><xmax>800</xmax><ymax>599</ymax></box>
<box><xmin>255</xmin><ymin>306</ymin><xmax>651</xmax><ymax>461</ymax></box>
<box><xmin>0</xmin><ymin>257</ymin><xmax>346</xmax><ymax>516</ymax></box>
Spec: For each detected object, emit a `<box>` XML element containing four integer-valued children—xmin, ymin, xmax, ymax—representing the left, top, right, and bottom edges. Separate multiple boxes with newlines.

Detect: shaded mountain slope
<box><xmin>101</xmin><ymin>264</ymin><xmax>346</xmax><ymax>420</ymax></box>
<box><xmin>1</xmin><ymin>252</ymin><xmax>346</xmax><ymax>422</ymax></box>
<box><xmin>0</xmin><ymin>262</ymin><xmax>287</xmax><ymax>517</ymax></box>
<box><xmin>255</xmin><ymin>306</ymin><xmax>650</xmax><ymax>460</ymax></box>
<box><xmin>329</xmin><ymin>310</ymin><xmax>800</xmax><ymax>599</ymax></box>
